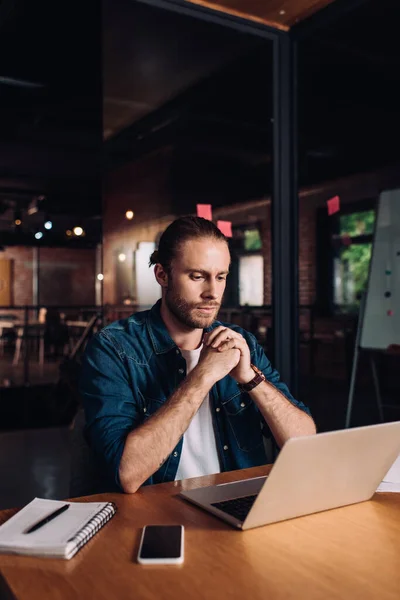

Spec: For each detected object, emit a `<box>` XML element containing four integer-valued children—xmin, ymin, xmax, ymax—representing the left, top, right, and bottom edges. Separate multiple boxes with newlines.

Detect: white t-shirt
<box><xmin>175</xmin><ymin>346</ymin><xmax>221</xmax><ymax>481</ymax></box>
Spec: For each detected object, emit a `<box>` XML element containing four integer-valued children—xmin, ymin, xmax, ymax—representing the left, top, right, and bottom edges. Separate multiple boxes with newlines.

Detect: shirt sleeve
<box><xmin>79</xmin><ymin>330</ymin><xmax>140</xmax><ymax>490</ymax></box>
<box><xmin>253</xmin><ymin>339</ymin><xmax>311</xmax><ymax>416</ymax></box>
<box><xmin>245</xmin><ymin>333</ymin><xmax>312</xmax><ymax>448</ymax></box>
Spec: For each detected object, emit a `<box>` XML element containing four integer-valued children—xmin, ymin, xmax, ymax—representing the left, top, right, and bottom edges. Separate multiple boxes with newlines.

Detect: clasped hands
<box><xmin>201</xmin><ymin>326</ymin><xmax>254</xmax><ymax>385</ymax></box>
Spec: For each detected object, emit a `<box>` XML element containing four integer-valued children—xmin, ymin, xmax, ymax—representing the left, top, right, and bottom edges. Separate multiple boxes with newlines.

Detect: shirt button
<box><xmin>175</xmin><ymin>349</ymin><xmax>180</xmax><ymax>355</ymax></box>
<box><xmin>143</xmin><ymin>408</ymin><xmax>147</xmax><ymax>413</ymax></box>
<box><xmin>223</xmin><ymin>445</ymin><xmax>228</xmax><ymax>451</ymax></box>
<box><xmin>178</xmin><ymin>368</ymin><xmax>184</xmax><ymax>374</ymax></box>
<box><xmin>173</xmin><ymin>451</ymin><xmax>178</xmax><ymax>458</ymax></box>
<box><xmin>216</xmin><ymin>407</ymin><xmax>220</xmax><ymax>412</ymax></box>
<box><xmin>240</xmin><ymin>402</ymin><xmax>245</xmax><ymax>408</ymax></box>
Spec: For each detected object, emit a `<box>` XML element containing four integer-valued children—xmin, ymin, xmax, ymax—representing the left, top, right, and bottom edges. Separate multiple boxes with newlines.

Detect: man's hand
<box><xmin>204</xmin><ymin>327</ymin><xmax>316</xmax><ymax>448</ymax></box>
<box><xmin>119</xmin><ymin>342</ymin><xmax>238</xmax><ymax>493</ymax></box>
<box><xmin>194</xmin><ymin>342</ymin><xmax>241</xmax><ymax>386</ymax></box>
<box><xmin>203</xmin><ymin>326</ymin><xmax>254</xmax><ymax>385</ymax></box>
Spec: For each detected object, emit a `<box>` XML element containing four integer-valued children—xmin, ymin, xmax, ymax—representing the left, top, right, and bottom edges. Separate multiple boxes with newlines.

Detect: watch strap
<box><xmin>238</xmin><ymin>364</ymin><xmax>266</xmax><ymax>393</ymax></box>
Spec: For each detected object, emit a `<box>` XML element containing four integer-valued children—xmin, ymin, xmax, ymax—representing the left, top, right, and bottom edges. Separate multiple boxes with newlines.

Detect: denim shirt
<box><xmin>80</xmin><ymin>300</ymin><xmax>311</xmax><ymax>492</ymax></box>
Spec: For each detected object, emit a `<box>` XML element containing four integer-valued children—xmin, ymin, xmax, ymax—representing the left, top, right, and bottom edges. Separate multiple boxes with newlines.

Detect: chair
<box><xmin>44</xmin><ymin>309</ymin><xmax>69</xmax><ymax>358</ymax></box>
<box><xmin>12</xmin><ymin>323</ymin><xmax>45</xmax><ymax>368</ymax></box>
<box><xmin>0</xmin><ymin>319</ymin><xmax>16</xmax><ymax>356</ymax></box>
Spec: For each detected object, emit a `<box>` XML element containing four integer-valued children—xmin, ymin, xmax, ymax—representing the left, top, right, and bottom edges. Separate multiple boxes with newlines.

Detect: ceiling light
<box><xmin>66</xmin><ymin>229</ymin><xmax>72</xmax><ymax>236</ymax></box>
<box><xmin>118</xmin><ymin>253</ymin><xmax>126</xmax><ymax>262</ymax></box>
<box><xmin>125</xmin><ymin>210</ymin><xmax>134</xmax><ymax>220</ymax></box>
<box><xmin>97</xmin><ymin>273</ymin><xmax>104</xmax><ymax>281</ymax></box>
<box><xmin>35</xmin><ymin>232</ymin><xmax>43</xmax><ymax>240</ymax></box>
<box><xmin>73</xmin><ymin>226</ymin><xmax>84</xmax><ymax>236</ymax></box>
<box><xmin>14</xmin><ymin>209</ymin><xmax>22</xmax><ymax>225</ymax></box>
<box><xmin>44</xmin><ymin>220</ymin><xmax>52</xmax><ymax>230</ymax></box>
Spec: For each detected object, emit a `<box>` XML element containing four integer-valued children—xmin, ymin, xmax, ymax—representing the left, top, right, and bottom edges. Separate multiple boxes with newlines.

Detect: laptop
<box><xmin>179</xmin><ymin>421</ymin><xmax>400</xmax><ymax>530</ymax></box>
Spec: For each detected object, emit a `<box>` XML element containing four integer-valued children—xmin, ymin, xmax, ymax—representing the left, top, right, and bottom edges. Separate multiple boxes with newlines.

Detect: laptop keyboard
<box><xmin>211</xmin><ymin>494</ymin><xmax>258</xmax><ymax>522</ymax></box>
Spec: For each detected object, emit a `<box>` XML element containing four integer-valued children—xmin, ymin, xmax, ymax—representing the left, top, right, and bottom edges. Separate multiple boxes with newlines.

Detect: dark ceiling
<box><xmin>103</xmin><ymin>0</ymin><xmax>261</xmax><ymax>139</ymax></box>
<box><xmin>1</xmin><ymin>0</ymin><xmax>400</xmax><ymax>245</ymax></box>
<box><xmin>105</xmin><ymin>0</ymin><xmax>400</xmax><ymax>212</ymax></box>
<box><xmin>0</xmin><ymin>0</ymin><xmax>101</xmax><ymax>246</ymax></box>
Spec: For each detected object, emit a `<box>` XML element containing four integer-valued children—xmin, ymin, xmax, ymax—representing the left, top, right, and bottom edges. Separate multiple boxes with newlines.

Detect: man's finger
<box><xmin>210</xmin><ymin>331</ymin><xmax>235</xmax><ymax>348</ymax></box>
<box><xmin>217</xmin><ymin>339</ymin><xmax>237</xmax><ymax>351</ymax></box>
<box><xmin>217</xmin><ymin>337</ymin><xmax>247</xmax><ymax>352</ymax></box>
<box><xmin>209</xmin><ymin>329</ymin><xmax>244</xmax><ymax>347</ymax></box>
<box><xmin>205</xmin><ymin>326</ymin><xmax>227</xmax><ymax>346</ymax></box>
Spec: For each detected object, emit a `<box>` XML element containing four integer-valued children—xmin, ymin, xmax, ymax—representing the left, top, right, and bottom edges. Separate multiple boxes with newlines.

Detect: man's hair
<box><xmin>149</xmin><ymin>216</ymin><xmax>228</xmax><ymax>272</ymax></box>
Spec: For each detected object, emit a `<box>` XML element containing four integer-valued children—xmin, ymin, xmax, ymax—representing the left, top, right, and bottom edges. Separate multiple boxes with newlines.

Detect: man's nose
<box><xmin>202</xmin><ymin>280</ymin><xmax>218</xmax><ymax>299</ymax></box>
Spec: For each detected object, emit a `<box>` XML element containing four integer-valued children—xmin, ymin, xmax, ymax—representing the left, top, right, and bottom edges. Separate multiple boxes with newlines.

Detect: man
<box><xmin>80</xmin><ymin>216</ymin><xmax>315</xmax><ymax>493</ymax></box>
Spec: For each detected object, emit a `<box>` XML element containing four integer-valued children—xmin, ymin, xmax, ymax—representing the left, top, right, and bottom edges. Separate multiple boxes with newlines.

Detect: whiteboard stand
<box><xmin>345</xmin><ymin>294</ymin><xmax>384</xmax><ymax>428</ymax></box>
<box><xmin>346</xmin><ymin>188</ymin><xmax>400</xmax><ymax>427</ymax></box>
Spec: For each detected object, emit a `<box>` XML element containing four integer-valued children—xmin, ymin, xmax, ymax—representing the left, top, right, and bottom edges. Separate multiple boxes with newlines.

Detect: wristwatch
<box><xmin>238</xmin><ymin>364</ymin><xmax>266</xmax><ymax>393</ymax></box>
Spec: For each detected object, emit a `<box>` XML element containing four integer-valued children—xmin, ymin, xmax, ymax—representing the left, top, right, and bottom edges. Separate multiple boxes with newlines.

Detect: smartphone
<box><xmin>137</xmin><ymin>525</ymin><xmax>184</xmax><ymax>565</ymax></box>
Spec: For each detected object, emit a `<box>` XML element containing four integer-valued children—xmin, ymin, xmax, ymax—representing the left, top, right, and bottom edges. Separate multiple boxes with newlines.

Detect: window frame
<box><xmin>316</xmin><ymin>198</ymin><xmax>377</xmax><ymax>316</ymax></box>
<box><xmin>224</xmin><ymin>223</ymin><xmax>264</xmax><ymax>307</ymax></box>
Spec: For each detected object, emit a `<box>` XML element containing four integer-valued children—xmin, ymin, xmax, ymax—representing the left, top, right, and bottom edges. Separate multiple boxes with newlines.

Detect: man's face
<box><xmin>165</xmin><ymin>237</ymin><xmax>230</xmax><ymax>329</ymax></box>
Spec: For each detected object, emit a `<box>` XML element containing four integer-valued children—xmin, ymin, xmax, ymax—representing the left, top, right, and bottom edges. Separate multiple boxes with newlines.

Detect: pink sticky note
<box><xmin>197</xmin><ymin>204</ymin><xmax>212</xmax><ymax>221</ymax></box>
<box><xmin>327</xmin><ymin>195</ymin><xmax>340</xmax><ymax>216</ymax></box>
<box><xmin>217</xmin><ymin>220</ymin><xmax>232</xmax><ymax>238</ymax></box>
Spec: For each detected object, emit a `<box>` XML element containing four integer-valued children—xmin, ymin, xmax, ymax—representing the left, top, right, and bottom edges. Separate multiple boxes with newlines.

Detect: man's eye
<box><xmin>190</xmin><ymin>275</ymin><xmax>203</xmax><ymax>281</ymax></box>
<box><xmin>217</xmin><ymin>276</ymin><xmax>227</xmax><ymax>281</ymax></box>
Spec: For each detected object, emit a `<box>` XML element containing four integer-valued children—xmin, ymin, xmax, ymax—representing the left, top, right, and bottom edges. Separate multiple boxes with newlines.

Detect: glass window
<box><xmin>334</xmin><ymin>209</ymin><xmax>375</xmax><ymax>311</ymax></box>
<box><xmin>239</xmin><ymin>255</ymin><xmax>264</xmax><ymax>306</ymax></box>
<box><xmin>244</xmin><ymin>229</ymin><xmax>262</xmax><ymax>251</ymax></box>
<box><xmin>339</xmin><ymin>210</ymin><xmax>375</xmax><ymax>237</ymax></box>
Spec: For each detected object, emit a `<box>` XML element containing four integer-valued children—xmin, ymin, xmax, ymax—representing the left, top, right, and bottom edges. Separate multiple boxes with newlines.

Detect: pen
<box><xmin>24</xmin><ymin>504</ymin><xmax>70</xmax><ymax>534</ymax></box>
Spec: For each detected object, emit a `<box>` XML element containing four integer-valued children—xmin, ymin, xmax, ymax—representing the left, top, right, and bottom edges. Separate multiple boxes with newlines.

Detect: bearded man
<box><xmin>80</xmin><ymin>216</ymin><xmax>315</xmax><ymax>493</ymax></box>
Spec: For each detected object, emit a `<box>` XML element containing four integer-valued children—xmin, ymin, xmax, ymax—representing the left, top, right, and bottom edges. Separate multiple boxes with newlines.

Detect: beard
<box><xmin>165</xmin><ymin>284</ymin><xmax>221</xmax><ymax>329</ymax></box>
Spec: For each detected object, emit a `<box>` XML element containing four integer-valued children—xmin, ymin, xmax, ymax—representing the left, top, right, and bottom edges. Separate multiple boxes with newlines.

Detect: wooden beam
<box><xmin>184</xmin><ymin>0</ymin><xmax>337</xmax><ymax>31</ymax></box>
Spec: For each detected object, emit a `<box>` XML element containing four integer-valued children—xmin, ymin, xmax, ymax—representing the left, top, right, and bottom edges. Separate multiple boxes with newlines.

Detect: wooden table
<box><xmin>0</xmin><ymin>466</ymin><xmax>399</xmax><ymax>600</ymax></box>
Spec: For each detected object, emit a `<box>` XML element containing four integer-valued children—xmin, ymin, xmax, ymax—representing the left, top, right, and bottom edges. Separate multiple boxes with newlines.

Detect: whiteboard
<box><xmin>361</xmin><ymin>189</ymin><xmax>400</xmax><ymax>349</ymax></box>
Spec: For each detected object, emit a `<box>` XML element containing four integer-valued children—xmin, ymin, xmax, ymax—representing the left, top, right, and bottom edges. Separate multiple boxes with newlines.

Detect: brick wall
<box><xmin>103</xmin><ymin>149</ymin><xmax>175</xmax><ymax>304</ymax></box>
<box><xmin>0</xmin><ymin>246</ymin><xmax>96</xmax><ymax>307</ymax></box>
<box><xmin>299</xmin><ymin>203</ymin><xmax>316</xmax><ymax>306</ymax></box>
<box><xmin>0</xmin><ymin>247</ymin><xmax>33</xmax><ymax>305</ymax></box>
<box><xmin>103</xmin><ymin>160</ymin><xmax>400</xmax><ymax>307</ymax></box>
<box><xmin>39</xmin><ymin>247</ymin><xmax>96</xmax><ymax>306</ymax></box>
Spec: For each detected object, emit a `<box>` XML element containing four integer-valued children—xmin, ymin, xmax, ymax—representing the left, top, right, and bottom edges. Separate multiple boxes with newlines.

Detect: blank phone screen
<box><xmin>140</xmin><ymin>525</ymin><xmax>182</xmax><ymax>559</ymax></box>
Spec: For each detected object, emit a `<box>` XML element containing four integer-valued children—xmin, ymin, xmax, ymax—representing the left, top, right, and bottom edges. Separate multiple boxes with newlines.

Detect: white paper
<box><xmin>0</xmin><ymin>498</ymin><xmax>110</xmax><ymax>557</ymax></box>
<box><xmin>376</xmin><ymin>453</ymin><xmax>400</xmax><ymax>492</ymax></box>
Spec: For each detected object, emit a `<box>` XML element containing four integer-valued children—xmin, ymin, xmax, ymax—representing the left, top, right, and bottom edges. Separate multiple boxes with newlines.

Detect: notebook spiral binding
<box><xmin>67</xmin><ymin>502</ymin><xmax>117</xmax><ymax>558</ymax></box>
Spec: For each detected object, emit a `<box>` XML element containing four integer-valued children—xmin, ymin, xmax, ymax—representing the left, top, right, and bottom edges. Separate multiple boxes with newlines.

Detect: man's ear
<box><xmin>154</xmin><ymin>264</ymin><xmax>169</xmax><ymax>288</ymax></box>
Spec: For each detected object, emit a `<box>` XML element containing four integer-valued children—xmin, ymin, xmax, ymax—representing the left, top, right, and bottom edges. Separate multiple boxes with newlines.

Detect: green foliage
<box><xmin>340</xmin><ymin>210</ymin><xmax>375</xmax><ymax>236</ymax></box>
<box><xmin>341</xmin><ymin>243</ymin><xmax>372</xmax><ymax>299</ymax></box>
<box><xmin>336</xmin><ymin>209</ymin><xmax>375</xmax><ymax>310</ymax></box>
<box><xmin>244</xmin><ymin>229</ymin><xmax>262</xmax><ymax>251</ymax></box>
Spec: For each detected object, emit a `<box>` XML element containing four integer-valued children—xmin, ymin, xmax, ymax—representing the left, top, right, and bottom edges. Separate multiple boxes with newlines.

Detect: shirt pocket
<box><xmin>220</xmin><ymin>391</ymin><xmax>263</xmax><ymax>452</ymax></box>
<box><xmin>137</xmin><ymin>389</ymin><xmax>166</xmax><ymax>420</ymax></box>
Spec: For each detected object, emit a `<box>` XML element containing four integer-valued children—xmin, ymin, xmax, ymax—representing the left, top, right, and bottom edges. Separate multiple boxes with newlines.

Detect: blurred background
<box><xmin>1</xmin><ymin>0</ymin><xmax>400</xmax><ymax>508</ymax></box>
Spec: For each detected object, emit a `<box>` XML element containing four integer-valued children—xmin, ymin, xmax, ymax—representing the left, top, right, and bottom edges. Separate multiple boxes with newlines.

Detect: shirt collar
<box><xmin>146</xmin><ymin>299</ymin><xmax>218</xmax><ymax>355</ymax></box>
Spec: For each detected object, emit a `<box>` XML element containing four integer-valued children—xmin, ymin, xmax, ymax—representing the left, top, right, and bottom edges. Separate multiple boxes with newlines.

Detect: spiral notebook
<box><xmin>0</xmin><ymin>498</ymin><xmax>117</xmax><ymax>559</ymax></box>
